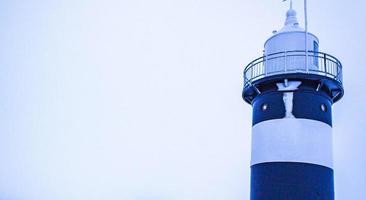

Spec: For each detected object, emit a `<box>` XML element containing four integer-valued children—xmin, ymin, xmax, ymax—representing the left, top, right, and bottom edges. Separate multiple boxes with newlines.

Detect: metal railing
<box><xmin>244</xmin><ymin>50</ymin><xmax>343</xmax><ymax>87</ymax></box>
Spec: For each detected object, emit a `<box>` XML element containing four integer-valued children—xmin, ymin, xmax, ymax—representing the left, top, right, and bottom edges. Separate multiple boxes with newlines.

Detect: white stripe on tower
<box><xmin>251</xmin><ymin>118</ymin><xmax>333</xmax><ymax>168</ymax></box>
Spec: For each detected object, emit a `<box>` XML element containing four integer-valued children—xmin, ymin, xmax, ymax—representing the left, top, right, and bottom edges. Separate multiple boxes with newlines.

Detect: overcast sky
<box><xmin>0</xmin><ymin>0</ymin><xmax>365</xmax><ymax>199</ymax></box>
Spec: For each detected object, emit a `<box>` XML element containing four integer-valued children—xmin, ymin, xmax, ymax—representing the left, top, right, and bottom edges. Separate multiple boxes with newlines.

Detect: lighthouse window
<box><xmin>313</xmin><ymin>41</ymin><xmax>319</xmax><ymax>66</ymax></box>
<box><xmin>320</xmin><ymin>104</ymin><xmax>327</xmax><ymax>112</ymax></box>
<box><xmin>261</xmin><ymin>103</ymin><xmax>268</xmax><ymax>111</ymax></box>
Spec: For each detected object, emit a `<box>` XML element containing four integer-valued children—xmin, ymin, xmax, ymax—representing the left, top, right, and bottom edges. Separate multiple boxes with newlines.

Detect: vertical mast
<box><xmin>304</xmin><ymin>0</ymin><xmax>308</xmax><ymax>71</ymax></box>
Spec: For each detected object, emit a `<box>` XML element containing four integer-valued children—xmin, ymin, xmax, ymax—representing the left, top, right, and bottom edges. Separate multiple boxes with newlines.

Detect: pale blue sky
<box><xmin>0</xmin><ymin>0</ymin><xmax>365</xmax><ymax>199</ymax></box>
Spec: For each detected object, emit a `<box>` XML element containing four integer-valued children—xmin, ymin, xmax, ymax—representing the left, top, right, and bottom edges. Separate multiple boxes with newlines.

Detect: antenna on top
<box><xmin>282</xmin><ymin>0</ymin><xmax>293</xmax><ymax>9</ymax></box>
<box><xmin>290</xmin><ymin>0</ymin><xmax>293</xmax><ymax>9</ymax></box>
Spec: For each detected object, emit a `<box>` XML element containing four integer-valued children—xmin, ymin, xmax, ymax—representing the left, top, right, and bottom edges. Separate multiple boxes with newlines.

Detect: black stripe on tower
<box><xmin>252</xmin><ymin>89</ymin><xmax>332</xmax><ymax>126</ymax></box>
<box><xmin>251</xmin><ymin>162</ymin><xmax>334</xmax><ymax>200</ymax></box>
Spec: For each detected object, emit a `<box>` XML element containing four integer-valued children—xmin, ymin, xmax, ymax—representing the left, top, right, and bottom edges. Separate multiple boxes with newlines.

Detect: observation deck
<box><xmin>242</xmin><ymin>50</ymin><xmax>344</xmax><ymax>104</ymax></box>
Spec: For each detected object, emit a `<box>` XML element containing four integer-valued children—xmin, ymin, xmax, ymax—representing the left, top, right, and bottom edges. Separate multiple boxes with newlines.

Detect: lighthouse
<box><xmin>242</xmin><ymin>3</ymin><xmax>344</xmax><ymax>200</ymax></box>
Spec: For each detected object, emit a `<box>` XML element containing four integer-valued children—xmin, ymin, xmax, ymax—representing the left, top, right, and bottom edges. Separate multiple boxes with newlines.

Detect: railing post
<box><xmin>305</xmin><ymin>51</ymin><xmax>309</xmax><ymax>73</ymax></box>
<box><xmin>284</xmin><ymin>51</ymin><xmax>287</xmax><ymax>72</ymax></box>
<box><xmin>251</xmin><ymin>64</ymin><xmax>254</xmax><ymax>84</ymax></box>
<box><xmin>264</xmin><ymin>55</ymin><xmax>267</xmax><ymax>76</ymax></box>
<box><xmin>338</xmin><ymin>61</ymin><xmax>342</xmax><ymax>83</ymax></box>
<box><xmin>244</xmin><ymin>70</ymin><xmax>247</xmax><ymax>86</ymax></box>
<box><xmin>324</xmin><ymin>54</ymin><xmax>327</xmax><ymax>74</ymax></box>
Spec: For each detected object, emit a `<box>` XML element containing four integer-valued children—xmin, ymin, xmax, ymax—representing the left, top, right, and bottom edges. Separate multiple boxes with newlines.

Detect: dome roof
<box><xmin>278</xmin><ymin>7</ymin><xmax>304</xmax><ymax>33</ymax></box>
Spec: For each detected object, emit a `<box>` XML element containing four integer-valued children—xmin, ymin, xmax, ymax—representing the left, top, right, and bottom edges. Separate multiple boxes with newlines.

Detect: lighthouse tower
<box><xmin>242</xmin><ymin>4</ymin><xmax>343</xmax><ymax>200</ymax></box>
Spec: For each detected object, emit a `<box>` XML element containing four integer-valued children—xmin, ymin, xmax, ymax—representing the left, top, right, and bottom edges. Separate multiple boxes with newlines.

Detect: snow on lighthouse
<box><xmin>242</xmin><ymin>2</ymin><xmax>344</xmax><ymax>200</ymax></box>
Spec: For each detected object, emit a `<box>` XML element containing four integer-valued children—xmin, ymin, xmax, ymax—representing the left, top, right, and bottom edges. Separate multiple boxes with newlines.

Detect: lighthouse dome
<box><xmin>286</xmin><ymin>7</ymin><xmax>296</xmax><ymax>17</ymax></box>
<box><xmin>279</xmin><ymin>7</ymin><xmax>303</xmax><ymax>32</ymax></box>
<box><xmin>264</xmin><ymin>7</ymin><xmax>319</xmax><ymax>56</ymax></box>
